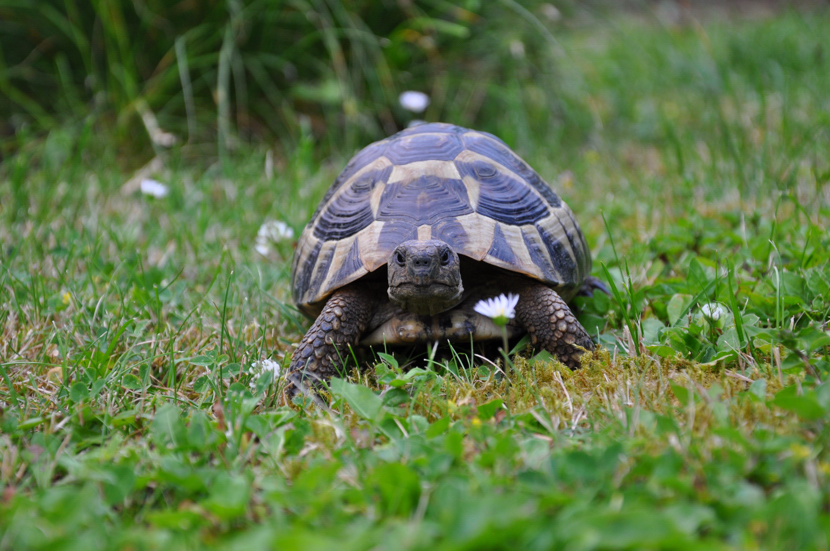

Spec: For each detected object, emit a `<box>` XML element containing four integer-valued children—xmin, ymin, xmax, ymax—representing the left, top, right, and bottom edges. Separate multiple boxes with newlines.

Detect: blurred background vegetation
<box><xmin>1</xmin><ymin>0</ymin><xmax>827</xmax><ymax>179</ymax></box>
<box><xmin>0</xmin><ymin>0</ymin><xmax>588</xmax><ymax>162</ymax></box>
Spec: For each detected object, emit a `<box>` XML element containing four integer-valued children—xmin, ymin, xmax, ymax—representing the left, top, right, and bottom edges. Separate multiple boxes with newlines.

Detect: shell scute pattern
<box><xmin>332</xmin><ymin>239</ymin><xmax>364</xmax><ymax>286</ymax></box>
<box><xmin>488</xmin><ymin>224</ymin><xmax>520</xmax><ymax>266</ymax></box>
<box><xmin>312</xmin><ymin>165</ymin><xmax>392</xmax><ymax>241</ymax></box>
<box><xmin>376</xmin><ymin>176</ymin><xmax>473</xmax><ymax>224</ymax></box>
<box><xmin>399</xmin><ymin>122</ymin><xmax>467</xmax><ymax>136</ymax></box>
<box><xmin>292</xmin><ymin>240</ymin><xmax>321</xmax><ymax>305</ymax></box>
<box><xmin>462</xmin><ymin>131</ymin><xmax>563</xmax><ymax>209</ymax></box>
<box><xmin>307</xmin><ymin>243</ymin><xmax>335</xmax><ymax>300</ymax></box>
<box><xmin>536</xmin><ymin>221</ymin><xmax>578</xmax><ymax>277</ymax></box>
<box><xmin>521</xmin><ymin>228</ymin><xmax>558</xmax><ymax>282</ymax></box>
<box><xmin>431</xmin><ymin>218</ymin><xmax>471</xmax><ymax>251</ymax></box>
<box><xmin>293</xmin><ymin>123</ymin><xmax>590</xmax><ymax>314</ymax></box>
<box><xmin>455</xmin><ymin>159</ymin><xmax>550</xmax><ymax>225</ymax></box>
<box><xmin>309</xmin><ymin>139</ymin><xmax>390</xmax><ymax>223</ymax></box>
<box><xmin>376</xmin><ymin>221</ymin><xmax>418</xmax><ymax>254</ymax></box>
<box><xmin>384</xmin><ymin>132</ymin><xmax>465</xmax><ymax>164</ymax></box>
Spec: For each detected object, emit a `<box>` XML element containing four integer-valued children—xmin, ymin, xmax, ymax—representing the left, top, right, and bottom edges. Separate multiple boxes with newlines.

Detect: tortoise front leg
<box><xmin>513</xmin><ymin>281</ymin><xmax>594</xmax><ymax>369</ymax></box>
<box><xmin>286</xmin><ymin>285</ymin><xmax>376</xmax><ymax>398</ymax></box>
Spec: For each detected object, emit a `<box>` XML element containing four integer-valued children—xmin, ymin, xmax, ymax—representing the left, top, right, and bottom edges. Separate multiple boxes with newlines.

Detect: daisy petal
<box><xmin>474</xmin><ymin>293</ymin><xmax>520</xmax><ymax>325</ymax></box>
<box><xmin>399</xmin><ymin>91</ymin><xmax>430</xmax><ymax>113</ymax></box>
<box><xmin>140</xmin><ymin>179</ymin><xmax>169</xmax><ymax>198</ymax></box>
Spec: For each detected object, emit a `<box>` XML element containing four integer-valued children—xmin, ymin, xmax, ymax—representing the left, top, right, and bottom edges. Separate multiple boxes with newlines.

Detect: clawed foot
<box><xmin>284</xmin><ymin>285</ymin><xmax>375</xmax><ymax>406</ymax></box>
<box><xmin>514</xmin><ymin>281</ymin><xmax>594</xmax><ymax>369</ymax></box>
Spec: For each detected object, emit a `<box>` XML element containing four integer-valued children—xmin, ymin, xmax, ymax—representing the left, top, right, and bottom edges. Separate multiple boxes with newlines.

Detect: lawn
<box><xmin>1</xmin><ymin>5</ymin><xmax>829</xmax><ymax>550</ymax></box>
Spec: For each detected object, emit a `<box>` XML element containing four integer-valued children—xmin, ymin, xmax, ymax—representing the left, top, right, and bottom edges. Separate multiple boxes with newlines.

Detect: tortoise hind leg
<box><xmin>286</xmin><ymin>285</ymin><xmax>376</xmax><ymax>399</ymax></box>
<box><xmin>513</xmin><ymin>281</ymin><xmax>594</xmax><ymax>369</ymax></box>
<box><xmin>577</xmin><ymin>275</ymin><xmax>610</xmax><ymax>297</ymax></box>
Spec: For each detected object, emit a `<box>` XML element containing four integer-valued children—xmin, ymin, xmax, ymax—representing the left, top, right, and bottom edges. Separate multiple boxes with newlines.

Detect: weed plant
<box><xmin>1</xmin><ymin>5</ymin><xmax>829</xmax><ymax>550</ymax></box>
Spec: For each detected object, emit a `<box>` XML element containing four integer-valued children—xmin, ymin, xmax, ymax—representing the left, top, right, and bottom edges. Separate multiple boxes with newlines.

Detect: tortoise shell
<box><xmin>291</xmin><ymin>123</ymin><xmax>591</xmax><ymax>316</ymax></box>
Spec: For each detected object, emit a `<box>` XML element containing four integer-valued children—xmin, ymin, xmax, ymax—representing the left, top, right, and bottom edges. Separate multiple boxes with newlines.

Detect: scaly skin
<box><xmin>285</xmin><ymin>285</ymin><xmax>376</xmax><ymax>398</ymax></box>
<box><xmin>513</xmin><ymin>280</ymin><xmax>594</xmax><ymax>369</ymax></box>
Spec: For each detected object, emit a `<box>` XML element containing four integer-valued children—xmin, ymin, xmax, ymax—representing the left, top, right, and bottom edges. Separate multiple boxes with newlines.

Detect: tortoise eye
<box><xmin>395</xmin><ymin>251</ymin><xmax>405</xmax><ymax>265</ymax></box>
<box><xmin>440</xmin><ymin>250</ymin><xmax>451</xmax><ymax>266</ymax></box>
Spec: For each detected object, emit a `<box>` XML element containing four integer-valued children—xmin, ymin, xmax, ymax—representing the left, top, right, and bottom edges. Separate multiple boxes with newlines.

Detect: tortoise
<box><xmin>287</xmin><ymin>122</ymin><xmax>603</xmax><ymax>395</ymax></box>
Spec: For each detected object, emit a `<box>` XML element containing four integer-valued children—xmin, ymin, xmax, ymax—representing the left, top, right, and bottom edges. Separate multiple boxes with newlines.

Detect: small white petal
<box><xmin>701</xmin><ymin>303</ymin><xmax>723</xmax><ymax>321</ymax></box>
<box><xmin>259</xmin><ymin>359</ymin><xmax>281</xmax><ymax>374</ymax></box>
<box><xmin>140</xmin><ymin>179</ymin><xmax>169</xmax><ymax>198</ymax></box>
<box><xmin>399</xmin><ymin>91</ymin><xmax>430</xmax><ymax>113</ymax></box>
<box><xmin>257</xmin><ymin>220</ymin><xmax>294</xmax><ymax>241</ymax></box>
<box><xmin>251</xmin><ymin>359</ymin><xmax>281</xmax><ymax>376</ymax></box>
<box><xmin>474</xmin><ymin>293</ymin><xmax>519</xmax><ymax>321</ymax></box>
<box><xmin>255</xmin><ymin>220</ymin><xmax>294</xmax><ymax>255</ymax></box>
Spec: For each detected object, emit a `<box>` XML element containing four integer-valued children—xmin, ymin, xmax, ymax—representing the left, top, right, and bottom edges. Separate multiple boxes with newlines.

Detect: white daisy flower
<box><xmin>399</xmin><ymin>91</ymin><xmax>430</xmax><ymax>113</ymax></box>
<box><xmin>253</xmin><ymin>359</ymin><xmax>281</xmax><ymax>375</ymax></box>
<box><xmin>249</xmin><ymin>359</ymin><xmax>281</xmax><ymax>390</ymax></box>
<box><xmin>474</xmin><ymin>293</ymin><xmax>520</xmax><ymax>327</ymax></box>
<box><xmin>700</xmin><ymin>302</ymin><xmax>724</xmax><ymax>321</ymax></box>
<box><xmin>140</xmin><ymin>179</ymin><xmax>169</xmax><ymax>198</ymax></box>
<box><xmin>699</xmin><ymin>302</ymin><xmax>728</xmax><ymax>330</ymax></box>
<box><xmin>255</xmin><ymin>220</ymin><xmax>295</xmax><ymax>256</ymax></box>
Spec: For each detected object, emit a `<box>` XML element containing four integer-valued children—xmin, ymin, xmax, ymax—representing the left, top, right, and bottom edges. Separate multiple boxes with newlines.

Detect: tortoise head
<box><xmin>387</xmin><ymin>239</ymin><xmax>464</xmax><ymax>316</ymax></box>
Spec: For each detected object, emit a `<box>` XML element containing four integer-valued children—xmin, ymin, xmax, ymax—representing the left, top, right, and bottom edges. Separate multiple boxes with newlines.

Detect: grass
<box><xmin>2</xmin><ymin>6</ymin><xmax>830</xmax><ymax>550</ymax></box>
<box><xmin>0</xmin><ymin>0</ymin><xmax>576</xmax><ymax>160</ymax></box>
